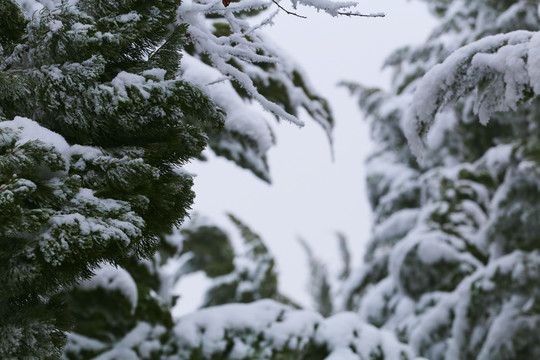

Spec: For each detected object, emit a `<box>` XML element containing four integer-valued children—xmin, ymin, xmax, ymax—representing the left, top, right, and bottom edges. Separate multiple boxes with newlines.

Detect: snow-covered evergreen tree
<box><xmin>17</xmin><ymin>0</ymin><xmax>539</xmax><ymax>358</ymax></box>
<box><xmin>340</xmin><ymin>1</ymin><xmax>540</xmax><ymax>359</ymax></box>
<box><xmin>1</xmin><ymin>0</ymin><xmax>384</xmax><ymax>358</ymax></box>
<box><xmin>0</xmin><ymin>0</ymin><xmax>224</xmax><ymax>356</ymax></box>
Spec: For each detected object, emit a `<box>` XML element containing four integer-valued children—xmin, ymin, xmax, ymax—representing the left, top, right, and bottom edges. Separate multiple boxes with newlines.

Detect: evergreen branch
<box><xmin>337</xmin><ymin>232</ymin><xmax>351</xmax><ymax>280</ymax></box>
<box><xmin>245</xmin><ymin>9</ymin><xmax>280</xmax><ymax>36</ymax></box>
<box><xmin>298</xmin><ymin>237</ymin><xmax>333</xmax><ymax>317</ymax></box>
<box><xmin>147</xmin><ymin>26</ymin><xmax>179</xmax><ymax>63</ymax></box>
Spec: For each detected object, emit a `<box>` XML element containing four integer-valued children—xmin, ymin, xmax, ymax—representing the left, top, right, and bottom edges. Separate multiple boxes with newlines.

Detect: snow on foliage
<box><xmin>0</xmin><ymin>0</ymin><xmax>396</xmax><ymax>358</ymax></box>
<box><xmin>406</xmin><ymin>30</ymin><xmax>540</xmax><ymax>161</ymax></box>
<box><xmin>64</xmin><ymin>215</ymin><xmax>419</xmax><ymax>360</ymax></box>
<box><xmin>175</xmin><ymin>0</ymin><xmax>382</xmax><ymax>180</ymax></box>
<box><xmin>9</xmin><ymin>0</ymin><xmax>363</xmax><ymax>182</ymax></box>
<box><xmin>17</xmin><ymin>0</ymin><xmax>540</xmax><ymax>359</ymax></box>
<box><xmin>341</xmin><ymin>1</ymin><xmax>540</xmax><ymax>359</ymax></box>
<box><xmin>1</xmin><ymin>0</ymin><xmax>225</xmax><ymax>356</ymax></box>
<box><xmin>175</xmin><ymin>0</ymin><xmax>338</xmax><ymax>181</ymax></box>
<box><xmin>170</xmin><ymin>300</ymin><xmax>417</xmax><ymax>360</ymax></box>
<box><xmin>180</xmin><ymin>53</ymin><xmax>276</xmax><ymax>181</ymax></box>
<box><xmin>410</xmin><ymin>251</ymin><xmax>540</xmax><ymax>360</ymax></box>
<box><xmin>63</xmin><ymin>215</ymin><xmax>280</xmax><ymax>359</ymax></box>
<box><xmin>0</xmin><ymin>117</ymin><xmax>146</xmax><ymax>268</ymax></box>
<box><xmin>79</xmin><ymin>263</ymin><xmax>139</xmax><ymax>311</ymax></box>
<box><xmin>1</xmin><ymin>116</ymin><xmax>71</xmax><ymax>164</ymax></box>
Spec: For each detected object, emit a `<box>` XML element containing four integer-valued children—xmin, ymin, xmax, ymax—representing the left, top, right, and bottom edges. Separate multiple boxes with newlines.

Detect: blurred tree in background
<box><xmin>341</xmin><ymin>1</ymin><xmax>540</xmax><ymax>359</ymax></box>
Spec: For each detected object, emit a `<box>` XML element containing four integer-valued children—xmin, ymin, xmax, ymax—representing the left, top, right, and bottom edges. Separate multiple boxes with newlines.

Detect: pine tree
<box><xmin>340</xmin><ymin>1</ymin><xmax>540</xmax><ymax>359</ymax></box>
<box><xmin>0</xmin><ymin>0</ymin><xmax>226</xmax><ymax>357</ymax></box>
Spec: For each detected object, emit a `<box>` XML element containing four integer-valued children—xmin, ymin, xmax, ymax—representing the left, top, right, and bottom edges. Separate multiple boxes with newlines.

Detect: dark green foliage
<box><xmin>181</xmin><ymin>225</ymin><xmax>235</xmax><ymax>278</ymax></box>
<box><xmin>202</xmin><ymin>214</ymin><xmax>282</xmax><ymax>307</ymax></box>
<box><xmin>0</xmin><ymin>0</ymin><xmax>26</xmax><ymax>54</ymax></box>
<box><xmin>399</xmin><ymin>240</ymin><xmax>476</xmax><ymax>299</ymax></box>
<box><xmin>68</xmin><ymin>287</ymin><xmax>136</xmax><ymax>342</ymax></box>
<box><xmin>0</xmin><ymin>0</ymin><xmax>224</xmax><ymax>357</ymax></box>
<box><xmin>207</xmin><ymin>129</ymin><xmax>274</xmax><ymax>183</ymax></box>
<box><xmin>299</xmin><ymin>238</ymin><xmax>333</xmax><ymax>317</ymax></box>
<box><xmin>337</xmin><ymin>232</ymin><xmax>351</xmax><ymax>280</ymax></box>
<box><xmin>486</xmin><ymin>161</ymin><xmax>540</xmax><ymax>254</ymax></box>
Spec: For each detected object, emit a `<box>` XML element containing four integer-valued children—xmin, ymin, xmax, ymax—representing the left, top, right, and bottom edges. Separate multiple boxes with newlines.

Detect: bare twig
<box><xmin>206</xmin><ymin>76</ymin><xmax>231</xmax><ymax>86</ymax></box>
<box><xmin>272</xmin><ymin>0</ymin><xmax>307</xmax><ymax>18</ymax></box>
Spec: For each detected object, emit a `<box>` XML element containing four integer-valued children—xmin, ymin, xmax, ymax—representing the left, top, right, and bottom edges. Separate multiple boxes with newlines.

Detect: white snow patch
<box><xmin>80</xmin><ymin>263</ymin><xmax>139</xmax><ymax>310</ymax></box>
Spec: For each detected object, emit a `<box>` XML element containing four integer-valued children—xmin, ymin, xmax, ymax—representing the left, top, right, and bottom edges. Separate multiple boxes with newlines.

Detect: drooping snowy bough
<box><xmin>177</xmin><ymin>0</ymin><xmax>380</xmax><ymax>181</ymax></box>
<box><xmin>406</xmin><ymin>30</ymin><xmax>540</xmax><ymax>161</ymax></box>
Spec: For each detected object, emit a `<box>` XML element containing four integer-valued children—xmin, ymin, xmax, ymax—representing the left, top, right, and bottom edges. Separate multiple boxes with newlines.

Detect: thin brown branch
<box><xmin>272</xmin><ymin>0</ymin><xmax>307</xmax><ymax>18</ymax></box>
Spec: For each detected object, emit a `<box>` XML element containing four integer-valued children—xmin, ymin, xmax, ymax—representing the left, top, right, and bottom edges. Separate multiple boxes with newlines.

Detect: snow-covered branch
<box><xmin>177</xmin><ymin>0</ymin><xmax>336</xmax><ymax>179</ymax></box>
<box><xmin>405</xmin><ymin>30</ymin><xmax>540</xmax><ymax>161</ymax></box>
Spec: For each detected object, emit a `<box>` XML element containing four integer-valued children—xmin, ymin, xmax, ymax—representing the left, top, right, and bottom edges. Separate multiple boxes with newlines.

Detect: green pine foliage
<box><xmin>0</xmin><ymin>0</ymin><xmax>224</xmax><ymax>357</ymax></box>
<box><xmin>298</xmin><ymin>238</ymin><xmax>333</xmax><ymax>318</ymax></box>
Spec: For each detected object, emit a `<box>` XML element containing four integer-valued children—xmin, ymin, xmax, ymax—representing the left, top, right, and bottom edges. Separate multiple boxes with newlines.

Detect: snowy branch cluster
<box><xmin>176</xmin><ymin>0</ymin><xmax>359</xmax><ymax>181</ymax></box>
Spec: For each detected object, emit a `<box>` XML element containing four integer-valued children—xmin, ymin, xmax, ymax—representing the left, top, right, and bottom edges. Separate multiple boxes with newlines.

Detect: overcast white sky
<box><xmin>180</xmin><ymin>0</ymin><xmax>437</xmax><ymax>310</ymax></box>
